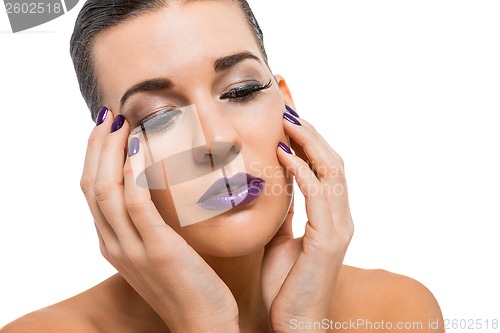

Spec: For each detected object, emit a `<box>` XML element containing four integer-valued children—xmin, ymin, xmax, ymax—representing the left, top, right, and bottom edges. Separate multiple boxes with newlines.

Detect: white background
<box><xmin>1</xmin><ymin>0</ymin><xmax>499</xmax><ymax>328</ymax></box>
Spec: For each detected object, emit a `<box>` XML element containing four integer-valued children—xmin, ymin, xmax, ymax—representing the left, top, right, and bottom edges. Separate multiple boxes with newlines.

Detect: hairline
<box><xmin>82</xmin><ymin>0</ymin><xmax>269</xmax><ymax>121</ymax></box>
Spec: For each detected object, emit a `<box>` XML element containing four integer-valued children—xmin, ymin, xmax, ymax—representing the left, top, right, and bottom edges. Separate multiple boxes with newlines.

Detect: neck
<box><xmin>107</xmin><ymin>248</ymin><xmax>270</xmax><ymax>333</ymax></box>
<box><xmin>201</xmin><ymin>249</ymin><xmax>270</xmax><ymax>332</ymax></box>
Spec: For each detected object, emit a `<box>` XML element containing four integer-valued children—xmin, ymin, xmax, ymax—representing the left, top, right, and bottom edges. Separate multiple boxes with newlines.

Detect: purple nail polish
<box><xmin>128</xmin><ymin>137</ymin><xmax>140</xmax><ymax>157</ymax></box>
<box><xmin>283</xmin><ymin>112</ymin><xmax>302</xmax><ymax>126</ymax></box>
<box><xmin>278</xmin><ymin>141</ymin><xmax>293</xmax><ymax>154</ymax></box>
<box><xmin>285</xmin><ymin>105</ymin><xmax>300</xmax><ymax>118</ymax></box>
<box><xmin>96</xmin><ymin>106</ymin><xmax>108</xmax><ymax>126</ymax></box>
<box><xmin>111</xmin><ymin>115</ymin><xmax>125</xmax><ymax>133</ymax></box>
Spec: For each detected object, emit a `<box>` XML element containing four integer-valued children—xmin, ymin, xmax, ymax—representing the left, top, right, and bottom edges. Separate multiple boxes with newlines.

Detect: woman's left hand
<box><xmin>261</xmin><ymin>110</ymin><xmax>354</xmax><ymax>332</ymax></box>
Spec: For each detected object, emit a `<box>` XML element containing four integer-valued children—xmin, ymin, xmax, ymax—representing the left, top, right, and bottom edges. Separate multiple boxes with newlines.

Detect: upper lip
<box><xmin>197</xmin><ymin>172</ymin><xmax>265</xmax><ymax>210</ymax></box>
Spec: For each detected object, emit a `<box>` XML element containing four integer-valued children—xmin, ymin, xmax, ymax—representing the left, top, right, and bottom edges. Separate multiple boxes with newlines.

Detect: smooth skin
<box><xmin>2</xmin><ymin>1</ymin><xmax>443</xmax><ymax>332</ymax></box>
<box><xmin>0</xmin><ymin>116</ymin><xmax>445</xmax><ymax>333</ymax></box>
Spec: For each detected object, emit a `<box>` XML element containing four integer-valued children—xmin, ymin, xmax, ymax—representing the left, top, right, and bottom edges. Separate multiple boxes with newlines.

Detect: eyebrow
<box><xmin>120</xmin><ymin>78</ymin><xmax>173</xmax><ymax>110</ymax></box>
<box><xmin>119</xmin><ymin>51</ymin><xmax>261</xmax><ymax>110</ymax></box>
<box><xmin>214</xmin><ymin>51</ymin><xmax>260</xmax><ymax>72</ymax></box>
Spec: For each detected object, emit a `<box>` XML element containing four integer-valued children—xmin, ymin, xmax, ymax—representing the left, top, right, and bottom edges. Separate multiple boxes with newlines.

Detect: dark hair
<box><xmin>69</xmin><ymin>0</ymin><xmax>268</xmax><ymax>121</ymax></box>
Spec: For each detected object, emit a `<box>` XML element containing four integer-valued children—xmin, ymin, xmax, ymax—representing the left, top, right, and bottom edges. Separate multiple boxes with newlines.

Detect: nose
<box><xmin>192</xmin><ymin>102</ymin><xmax>241</xmax><ymax>169</ymax></box>
<box><xmin>192</xmin><ymin>142</ymin><xmax>241</xmax><ymax>168</ymax></box>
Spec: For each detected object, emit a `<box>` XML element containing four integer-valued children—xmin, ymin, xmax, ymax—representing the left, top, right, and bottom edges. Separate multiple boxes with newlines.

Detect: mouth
<box><xmin>197</xmin><ymin>172</ymin><xmax>265</xmax><ymax>211</ymax></box>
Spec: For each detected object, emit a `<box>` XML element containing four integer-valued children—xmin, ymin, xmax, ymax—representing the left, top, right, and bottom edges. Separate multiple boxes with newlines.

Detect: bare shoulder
<box><xmin>0</xmin><ymin>303</ymin><xmax>97</xmax><ymax>333</ymax></box>
<box><xmin>331</xmin><ymin>265</ymin><xmax>444</xmax><ymax>332</ymax></box>
<box><xmin>0</xmin><ymin>275</ymin><xmax>119</xmax><ymax>333</ymax></box>
<box><xmin>1</xmin><ymin>274</ymin><xmax>167</xmax><ymax>333</ymax></box>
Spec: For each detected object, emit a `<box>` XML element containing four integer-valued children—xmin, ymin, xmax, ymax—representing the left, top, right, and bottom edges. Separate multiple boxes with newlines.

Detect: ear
<box><xmin>274</xmin><ymin>74</ymin><xmax>296</xmax><ymax>111</ymax></box>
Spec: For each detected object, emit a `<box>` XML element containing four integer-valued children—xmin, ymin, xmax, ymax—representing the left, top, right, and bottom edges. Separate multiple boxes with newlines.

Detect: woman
<box><xmin>1</xmin><ymin>0</ymin><xmax>443</xmax><ymax>332</ymax></box>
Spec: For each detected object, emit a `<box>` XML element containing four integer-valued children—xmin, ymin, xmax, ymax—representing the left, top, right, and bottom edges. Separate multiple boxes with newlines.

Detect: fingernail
<box><xmin>278</xmin><ymin>141</ymin><xmax>292</xmax><ymax>154</ymax></box>
<box><xmin>111</xmin><ymin>115</ymin><xmax>125</xmax><ymax>133</ymax></box>
<box><xmin>128</xmin><ymin>137</ymin><xmax>140</xmax><ymax>157</ymax></box>
<box><xmin>285</xmin><ymin>105</ymin><xmax>300</xmax><ymax>118</ymax></box>
<box><xmin>96</xmin><ymin>106</ymin><xmax>108</xmax><ymax>126</ymax></box>
<box><xmin>283</xmin><ymin>112</ymin><xmax>302</xmax><ymax>126</ymax></box>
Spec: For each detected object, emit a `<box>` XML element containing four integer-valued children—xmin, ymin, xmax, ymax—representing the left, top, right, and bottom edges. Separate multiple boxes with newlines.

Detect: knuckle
<box><xmin>125</xmin><ymin>196</ymin><xmax>147</xmax><ymax>215</ymax></box>
<box><xmin>80</xmin><ymin>176</ymin><xmax>93</xmax><ymax>196</ymax></box>
<box><xmin>99</xmin><ymin>242</ymin><xmax>110</xmax><ymax>261</ymax></box>
<box><xmin>337</xmin><ymin>156</ymin><xmax>345</xmax><ymax>172</ymax></box>
<box><xmin>104</xmin><ymin>243</ymin><xmax>122</xmax><ymax>263</ymax></box>
<box><xmin>303</xmin><ymin>120</ymin><xmax>316</xmax><ymax>132</ymax></box>
<box><xmin>337</xmin><ymin>225</ymin><xmax>354</xmax><ymax>248</ymax></box>
<box><xmin>123</xmin><ymin>163</ymin><xmax>134</xmax><ymax>179</ymax></box>
<box><xmin>93</xmin><ymin>182</ymin><xmax>112</xmax><ymax>203</ymax></box>
<box><xmin>347</xmin><ymin>220</ymin><xmax>355</xmax><ymax>239</ymax></box>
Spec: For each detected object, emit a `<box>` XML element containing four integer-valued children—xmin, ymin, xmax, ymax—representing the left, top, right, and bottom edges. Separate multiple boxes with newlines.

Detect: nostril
<box><xmin>230</xmin><ymin>144</ymin><xmax>241</xmax><ymax>154</ymax></box>
<box><xmin>192</xmin><ymin>145</ymin><xmax>211</xmax><ymax>163</ymax></box>
<box><xmin>192</xmin><ymin>142</ymin><xmax>241</xmax><ymax>167</ymax></box>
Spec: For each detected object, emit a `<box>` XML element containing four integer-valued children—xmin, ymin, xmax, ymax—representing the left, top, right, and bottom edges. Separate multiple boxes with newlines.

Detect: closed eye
<box><xmin>131</xmin><ymin>108</ymin><xmax>183</xmax><ymax>135</ymax></box>
<box><xmin>220</xmin><ymin>79</ymin><xmax>272</xmax><ymax>102</ymax></box>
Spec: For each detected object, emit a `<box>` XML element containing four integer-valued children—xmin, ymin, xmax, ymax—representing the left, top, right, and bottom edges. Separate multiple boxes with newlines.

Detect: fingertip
<box><xmin>124</xmin><ymin>137</ymin><xmax>147</xmax><ymax>190</ymax></box>
<box><xmin>110</xmin><ymin>115</ymin><xmax>126</xmax><ymax>133</ymax></box>
<box><xmin>128</xmin><ymin>137</ymin><xmax>140</xmax><ymax>157</ymax></box>
<box><xmin>278</xmin><ymin>141</ymin><xmax>293</xmax><ymax>155</ymax></box>
<box><xmin>95</xmin><ymin>106</ymin><xmax>109</xmax><ymax>127</ymax></box>
<box><xmin>277</xmin><ymin>141</ymin><xmax>302</xmax><ymax>178</ymax></box>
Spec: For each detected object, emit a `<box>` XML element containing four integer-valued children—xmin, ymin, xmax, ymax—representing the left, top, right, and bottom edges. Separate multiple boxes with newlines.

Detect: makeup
<box><xmin>283</xmin><ymin>112</ymin><xmax>302</xmax><ymax>126</ymax></box>
<box><xmin>111</xmin><ymin>115</ymin><xmax>125</xmax><ymax>133</ymax></box>
<box><xmin>96</xmin><ymin>106</ymin><xmax>108</xmax><ymax>126</ymax></box>
<box><xmin>128</xmin><ymin>104</ymin><xmax>256</xmax><ymax>227</ymax></box>
<box><xmin>197</xmin><ymin>173</ymin><xmax>265</xmax><ymax>210</ymax></box>
<box><xmin>278</xmin><ymin>142</ymin><xmax>293</xmax><ymax>154</ymax></box>
<box><xmin>285</xmin><ymin>105</ymin><xmax>300</xmax><ymax>118</ymax></box>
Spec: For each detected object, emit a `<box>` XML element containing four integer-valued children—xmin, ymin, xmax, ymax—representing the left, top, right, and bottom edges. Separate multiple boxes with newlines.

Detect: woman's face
<box><xmin>92</xmin><ymin>0</ymin><xmax>293</xmax><ymax>257</ymax></box>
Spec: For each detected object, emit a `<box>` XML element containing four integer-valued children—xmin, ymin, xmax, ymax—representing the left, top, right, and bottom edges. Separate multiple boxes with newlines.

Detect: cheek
<box><xmin>149</xmin><ymin>189</ymin><xmax>181</xmax><ymax>228</ymax></box>
<box><xmin>247</xmin><ymin>120</ymin><xmax>287</xmax><ymax>168</ymax></box>
<box><xmin>241</xmin><ymin>96</ymin><xmax>287</xmax><ymax>158</ymax></box>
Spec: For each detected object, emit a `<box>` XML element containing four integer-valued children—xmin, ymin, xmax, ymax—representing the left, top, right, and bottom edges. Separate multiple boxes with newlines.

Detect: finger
<box><xmin>94</xmin><ymin>115</ymin><xmax>141</xmax><ymax>243</ymax></box>
<box><xmin>284</xmin><ymin>114</ymin><xmax>343</xmax><ymax>181</ymax></box>
<box><xmin>80</xmin><ymin>107</ymin><xmax>117</xmax><ymax>244</ymax></box>
<box><xmin>283</xmin><ymin>115</ymin><xmax>350</xmax><ymax>229</ymax></box>
<box><xmin>123</xmin><ymin>145</ymin><xmax>182</xmax><ymax>249</ymax></box>
<box><xmin>94</xmin><ymin>222</ymin><xmax>110</xmax><ymax>261</ymax></box>
<box><xmin>277</xmin><ymin>142</ymin><xmax>334</xmax><ymax>237</ymax></box>
<box><xmin>266</xmin><ymin>195</ymin><xmax>295</xmax><ymax>250</ymax></box>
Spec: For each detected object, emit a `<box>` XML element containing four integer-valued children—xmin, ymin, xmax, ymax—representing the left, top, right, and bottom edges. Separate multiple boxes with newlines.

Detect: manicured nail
<box><xmin>128</xmin><ymin>137</ymin><xmax>140</xmax><ymax>157</ymax></box>
<box><xmin>111</xmin><ymin>115</ymin><xmax>125</xmax><ymax>133</ymax></box>
<box><xmin>283</xmin><ymin>112</ymin><xmax>302</xmax><ymax>126</ymax></box>
<box><xmin>96</xmin><ymin>106</ymin><xmax>108</xmax><ymax>126</ymax></box>
<box><xmin>278</xmin><ymin>141</ymin><xmax>293</xmax><ymax>154</ymax></box>
<box><xmin>285</xmin><ymin>105</ymin><xmax>300</xmax><ymax>118</ymax></box>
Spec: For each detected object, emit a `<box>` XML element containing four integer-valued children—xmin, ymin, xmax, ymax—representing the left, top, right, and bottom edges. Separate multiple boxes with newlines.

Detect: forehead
<box><xmin>92</xmin><ymin>1</ymin><xmax>262</xmax><ymax>107</ymax></box>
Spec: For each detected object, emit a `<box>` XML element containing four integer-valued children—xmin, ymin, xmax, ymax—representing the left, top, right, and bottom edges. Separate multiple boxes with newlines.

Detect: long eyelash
<box><xmin>220</xmin><ymin>79</ymin><xmax>273</xmax><ymax>101</ymax></box>
<box><xmin>131</xmin><ymin>109</ymin><xmax>182</xmax><ymax>135</ymax></box>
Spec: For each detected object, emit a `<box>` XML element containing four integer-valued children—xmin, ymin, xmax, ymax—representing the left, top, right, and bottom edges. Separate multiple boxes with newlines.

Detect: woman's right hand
<box><xmin>80</xmin><ymin>108</ymin><xmax>239</xmax><ymax>333</ymax></box>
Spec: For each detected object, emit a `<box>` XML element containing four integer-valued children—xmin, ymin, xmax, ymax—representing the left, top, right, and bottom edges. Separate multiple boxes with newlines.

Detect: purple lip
<box><xmin>197</xmin><ymin>172</ymin><xmax>265</xmax><ymax>211</ymax></box>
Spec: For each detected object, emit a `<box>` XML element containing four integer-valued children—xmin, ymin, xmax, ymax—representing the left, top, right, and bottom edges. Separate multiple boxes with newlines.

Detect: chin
<box><xmin>152</xmin><ymin>178</ymin><xmax>293</xmax><ymax>257</ymax></box>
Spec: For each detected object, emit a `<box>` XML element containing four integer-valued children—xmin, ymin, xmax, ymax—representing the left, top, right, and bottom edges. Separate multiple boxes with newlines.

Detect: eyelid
<box><xmin>220</xmin><ymin>79</ymin><xmax>272</xmax><ymax>100</ymax></box>
<box><xmin>130</xmin><ymin>105</ymin><xmax>175</xmax><ymax>127</ymax></box>
<box><xmin>222</xmin><ymin>79</ymin><xmax>267</xmax><ymax>92</ymax></box>
<box><xmin>131</xmin><ymin>107</ymin><xmax>181</xmax><ymax>135</ymax></box>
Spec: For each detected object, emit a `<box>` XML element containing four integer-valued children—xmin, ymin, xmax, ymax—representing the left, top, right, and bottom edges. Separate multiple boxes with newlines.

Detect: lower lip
<box><xmin>197</xmin><ymin>177</ymin><xmax>265</xmax><ymax>211</ymax></box>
